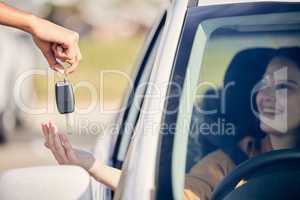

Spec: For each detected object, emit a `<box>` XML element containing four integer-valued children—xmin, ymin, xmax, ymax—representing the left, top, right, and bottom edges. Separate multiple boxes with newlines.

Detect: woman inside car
<box><xmin>41</xmin><ymin>47</ymin><xmax>300</xmax><ymax>200</ymax></box>
<box><xmin>184</xmin><ymin>46</ymin><xmax>300</xmax><ymax>200</ymax></box>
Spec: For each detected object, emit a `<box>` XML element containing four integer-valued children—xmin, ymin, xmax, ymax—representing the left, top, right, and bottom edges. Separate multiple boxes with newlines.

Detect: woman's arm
<box><xmin>89</xmin><ymin>160</ymin><xmax>121</xmax><ymax>190</ymax></box>
<box><xmin>184</xmin><ymin>150</ymin><xmax>236</xmax><ymax>200</ymax></box>
<box><xmin>41</xmin><ymin>122</ymin><xmax>121</xmax><ymax>190</ymax></box>
<box><xmin>0</xmin><ymin>3</ymin><xmax>81</xmax><ymax>74</ymax></box>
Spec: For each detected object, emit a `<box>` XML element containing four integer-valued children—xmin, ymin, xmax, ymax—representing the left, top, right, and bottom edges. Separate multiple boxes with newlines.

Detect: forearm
<box><xmin>0</xmin><ymin>3</ymin><xmax>36</xmax><ymax>34</ymax></box>
<box><xmin>184</xmin><ymin>189</ymin><xmax>202</xmax><ymax>200</ymax></box>
<box><xmin>88</xmin><ymin>160</ymin><xmax>121</xmax><ymax>191</ymax></box>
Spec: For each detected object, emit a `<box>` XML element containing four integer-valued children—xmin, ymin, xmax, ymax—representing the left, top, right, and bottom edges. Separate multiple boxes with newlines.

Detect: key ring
<box><xmin>56</xmin><ymin>59</ymin><xmax>70</xmax><ymax>82</ymax></box>
<box><xmin>55</xmin><ymin>59</ymin><xmax>75</xmax><ymax>135</ymax></box>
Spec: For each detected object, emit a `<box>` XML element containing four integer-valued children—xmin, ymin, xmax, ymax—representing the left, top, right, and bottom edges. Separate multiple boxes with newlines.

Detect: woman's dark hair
<box><xmin>187</xmin><ymin>47</ymin><xmax>300</xmax><ymax>167</ymax></box>
<box><xmin>217</xmin><ymin>47</ymin><xmax>300</xmax><ymax>145</ymax></box>
<box><xmin>196</xmin><ymin>48</ymin><xmax>277</xmax><ymax>165</ymax></box>
<box><xmin>270</xmin><ymin>47</ymin><xmax>300</xmax><ymax>69</ymax></box>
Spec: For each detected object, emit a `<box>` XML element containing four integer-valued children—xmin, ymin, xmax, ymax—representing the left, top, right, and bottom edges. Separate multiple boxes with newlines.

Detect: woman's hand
<box><xmin>31</xmin><ymin>17</ymin><xmax>82</xmax><ymax>74</ymax></box>
<box><xmin>41</xmin><ymin>121</ymin><xmax>122</xmax><ymax>190</ymax></box>
<box><xmin>41</xmin><ymin>121</ymin><xmax>95</xmax><ymax>171</ymax></box>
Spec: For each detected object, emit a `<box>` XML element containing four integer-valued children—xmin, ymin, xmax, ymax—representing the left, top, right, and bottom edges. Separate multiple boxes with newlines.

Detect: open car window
<box><xmin>186</xmin><ymin>21</ymin><xmax>300</xmax><ymax>171</ymax></box>
<box><xmin>181</xmin><ymin>7</ymin><xmax>300</xmax><ymax>200</ymax></box>
<box><xmin>112</xmin><ymin>11</ymin><xmax>166</xmax><ymax>169</ymax></box>
<box><xmin>157</xmin><ymin>3</ymin><xmax>300</xmax><ymax>200</ymax></box>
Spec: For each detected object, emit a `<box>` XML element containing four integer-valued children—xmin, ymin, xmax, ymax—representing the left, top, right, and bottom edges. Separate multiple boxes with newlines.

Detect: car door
<box><xmin>91</xmin><ymin>9</ymin><xmax>167</xmax><ymax>200</ymax></box>
<box><xmin>156</xmin><ymin>1</ymin><xmax>300</xmax><ymax>200</ymax></box>
<box><xmin>113</xmin><ymin>0</ymin><xmax>189</xmax><ymax>199</ymax></box>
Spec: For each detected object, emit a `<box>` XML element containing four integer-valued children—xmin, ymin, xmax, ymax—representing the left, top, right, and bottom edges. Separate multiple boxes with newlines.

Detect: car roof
<box><xmin>195</xmin><ymin>0</ymin><xmax>300</xmax><ymax>6</ymax></box>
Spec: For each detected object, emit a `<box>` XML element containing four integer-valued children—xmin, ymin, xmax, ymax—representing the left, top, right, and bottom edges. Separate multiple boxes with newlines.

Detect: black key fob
<box><xmin>55</xmin><ymin>80</ymin><xmax>75</xmax><ymax>114</ymax></box>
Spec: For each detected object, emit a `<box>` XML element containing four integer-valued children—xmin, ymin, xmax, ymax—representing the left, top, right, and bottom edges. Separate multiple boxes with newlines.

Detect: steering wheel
<box><xmin>211</xmin><ymin>149</ymin><xmax>300</xmax><ymax>200</ymax></box>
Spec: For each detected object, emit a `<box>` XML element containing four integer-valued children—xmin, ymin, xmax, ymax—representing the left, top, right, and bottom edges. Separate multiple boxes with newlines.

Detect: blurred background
<box><xmin>0</xmin><ymin>0</ymin><xmax>167</xmax><ymax>172</ymax></box>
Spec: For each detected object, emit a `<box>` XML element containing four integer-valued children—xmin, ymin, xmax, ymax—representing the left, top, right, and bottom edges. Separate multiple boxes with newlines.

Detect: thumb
<box><xmin>42</xmin><ymin>47</ymin><xmax>64</xmax><ymax>73</ymax></box>
<box><xmin>34</xmin><ymin>37</ymin><xmax>64</xmax><ymax>73</ymax></box>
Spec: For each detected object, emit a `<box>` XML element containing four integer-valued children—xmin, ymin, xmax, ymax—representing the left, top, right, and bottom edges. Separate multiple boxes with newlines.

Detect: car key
<box><xmin>55</xmin><ymin>78</ymin><xmax>75</xmax><ymax>135</ymax></box>
<box><xmin>55</xmin><ymin>80</ymin><xmax>75</xmax><ymax>114</ymax></box>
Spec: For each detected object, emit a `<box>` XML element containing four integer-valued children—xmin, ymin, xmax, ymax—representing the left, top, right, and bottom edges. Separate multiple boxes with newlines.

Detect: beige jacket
<box><xmin>184</xmin><ymin>136</ymin><xmax>272</xmax><ymax>200</ymax></box>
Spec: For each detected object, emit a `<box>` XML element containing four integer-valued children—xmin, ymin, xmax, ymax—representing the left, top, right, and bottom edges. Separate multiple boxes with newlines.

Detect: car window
<box><xmin>180</xmin><ymin>10</ymin><xmax>300</xmax><ymax>200</ymax></box>
<box><xmin>156</xmin><ymin>3</ymin><xmax>300</xmax><ymax>200</ymax></box>
<box><xmin>112</xmin><ymin>11</ymin><xmax>166</xmax><ymax>169</ymax></box>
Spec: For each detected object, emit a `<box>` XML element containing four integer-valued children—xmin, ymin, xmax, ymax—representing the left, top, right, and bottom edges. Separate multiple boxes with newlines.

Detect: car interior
<box><xmin>170</xmin><ymin>9</ymin><xmax>300</xmax><ymax>200</ymax></box>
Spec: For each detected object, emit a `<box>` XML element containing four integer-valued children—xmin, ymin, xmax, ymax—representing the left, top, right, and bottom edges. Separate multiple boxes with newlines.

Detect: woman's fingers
<box><xmin>51</xmin><ymin>43</ymin><xmax>81</xmax><ymax>75</ymax></box>
<box><xmin>49</xmin><ymin>122</ymin><xmax>69</xmax><ymax>164</ymax></box>
<box><xmin>52</xmin><ymin>44</ymin><xmax>70</xmax><ymax>63</ymax></box>
<box><xmin>41</xmin><ymin>121</ymin><xmax>80</xmax><ymax>166</ymax></box>
<box><xmin>46</xmin><ymin>122</ymin><xmax>64</xmax><ymax>164</ymax></box>
<box><xmin>33</xmin><ymin>37</ymin><xmax>65</xmax><ymax>74</ymax></box>
<box><xmin>42</xmin><ymin>123</ymin><xmax>51</xmax><ymax>148</ymax></box>
<box><xmin>65</xmin><ymin>44</ymin><xmax>81</xmax><ymax>74</ymax></box>
<box><xmin>59</xmin><ymin>134</ymin><xmax>77</xmax><ymax>162</ymax></box>
<box><xmin>34</xmin><ymin>38</ymin><xmax>57</xmax><ymax>68</ymax></box>
<box><xmin>69</xmin><ymin>45</ymin><xmax>81</xmax><ymax>74</ymax></box>
<box><xmin>41</xmin><ymin>124</ymin><xmax>49</xmax><ymax>148</ymax></box>
<box><xmin>48</xmin><ymin>134</ymin><xmax>63</xmax><ymax>164</ymax></box>
<box><xmin>53</xmin><ymin>132</ymin><xmax>69</xmax><ymax>163</ymax></box>
<box><xmin>44</xmin><ymin>142</ymin><xmax>50</xmax><ymax>148</ymax></box>
<box><xmin>41</xmin><ymin>123</ymin><xmax>47</xmax><ymax>138</ymax></box>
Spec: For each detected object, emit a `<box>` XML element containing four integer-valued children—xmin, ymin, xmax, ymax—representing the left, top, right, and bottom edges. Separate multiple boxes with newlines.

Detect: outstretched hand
<box><xmin>41</xmin><ymin>121</ymin><xmax>95</xmax><ymax>171</ymax></box>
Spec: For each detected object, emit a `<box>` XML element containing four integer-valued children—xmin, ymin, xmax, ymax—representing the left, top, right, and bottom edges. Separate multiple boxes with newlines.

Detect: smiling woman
<box><xmin>184</xmin><ymin>47</ymin><xmax>300</xmax><ymax>200</ymax></box>
<box><xmin>164</xmin><ymin>6</ymin><xmax>300</xmax><ymax>200</ymax></box>
<box><xmin>256</xmin><ymin>47</ymin><xmax>300</xmax><ymax>149</ymax></box>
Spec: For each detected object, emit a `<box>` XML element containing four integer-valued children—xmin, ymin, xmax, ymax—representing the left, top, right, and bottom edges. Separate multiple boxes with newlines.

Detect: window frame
<box><xmin>156</xmin><ymin>2</ymin><xmax>300</xmax><ymax>199</ymax></box>
<box><xmin>111</xmin><ymin>11</ymin><xmax>167</xmax><ymax>169</ymax></box>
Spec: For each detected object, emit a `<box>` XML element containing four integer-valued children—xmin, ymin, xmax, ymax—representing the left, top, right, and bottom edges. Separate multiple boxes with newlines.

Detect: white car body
<box><xmin>1</xmin><ymin>1</ymin><xmax>300</xmax><ymax>200</ymax></box>
<box><xmin>113</xmin><ymin>0</ymin><xmax>300</xmax><ymax>200</ymax></box>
